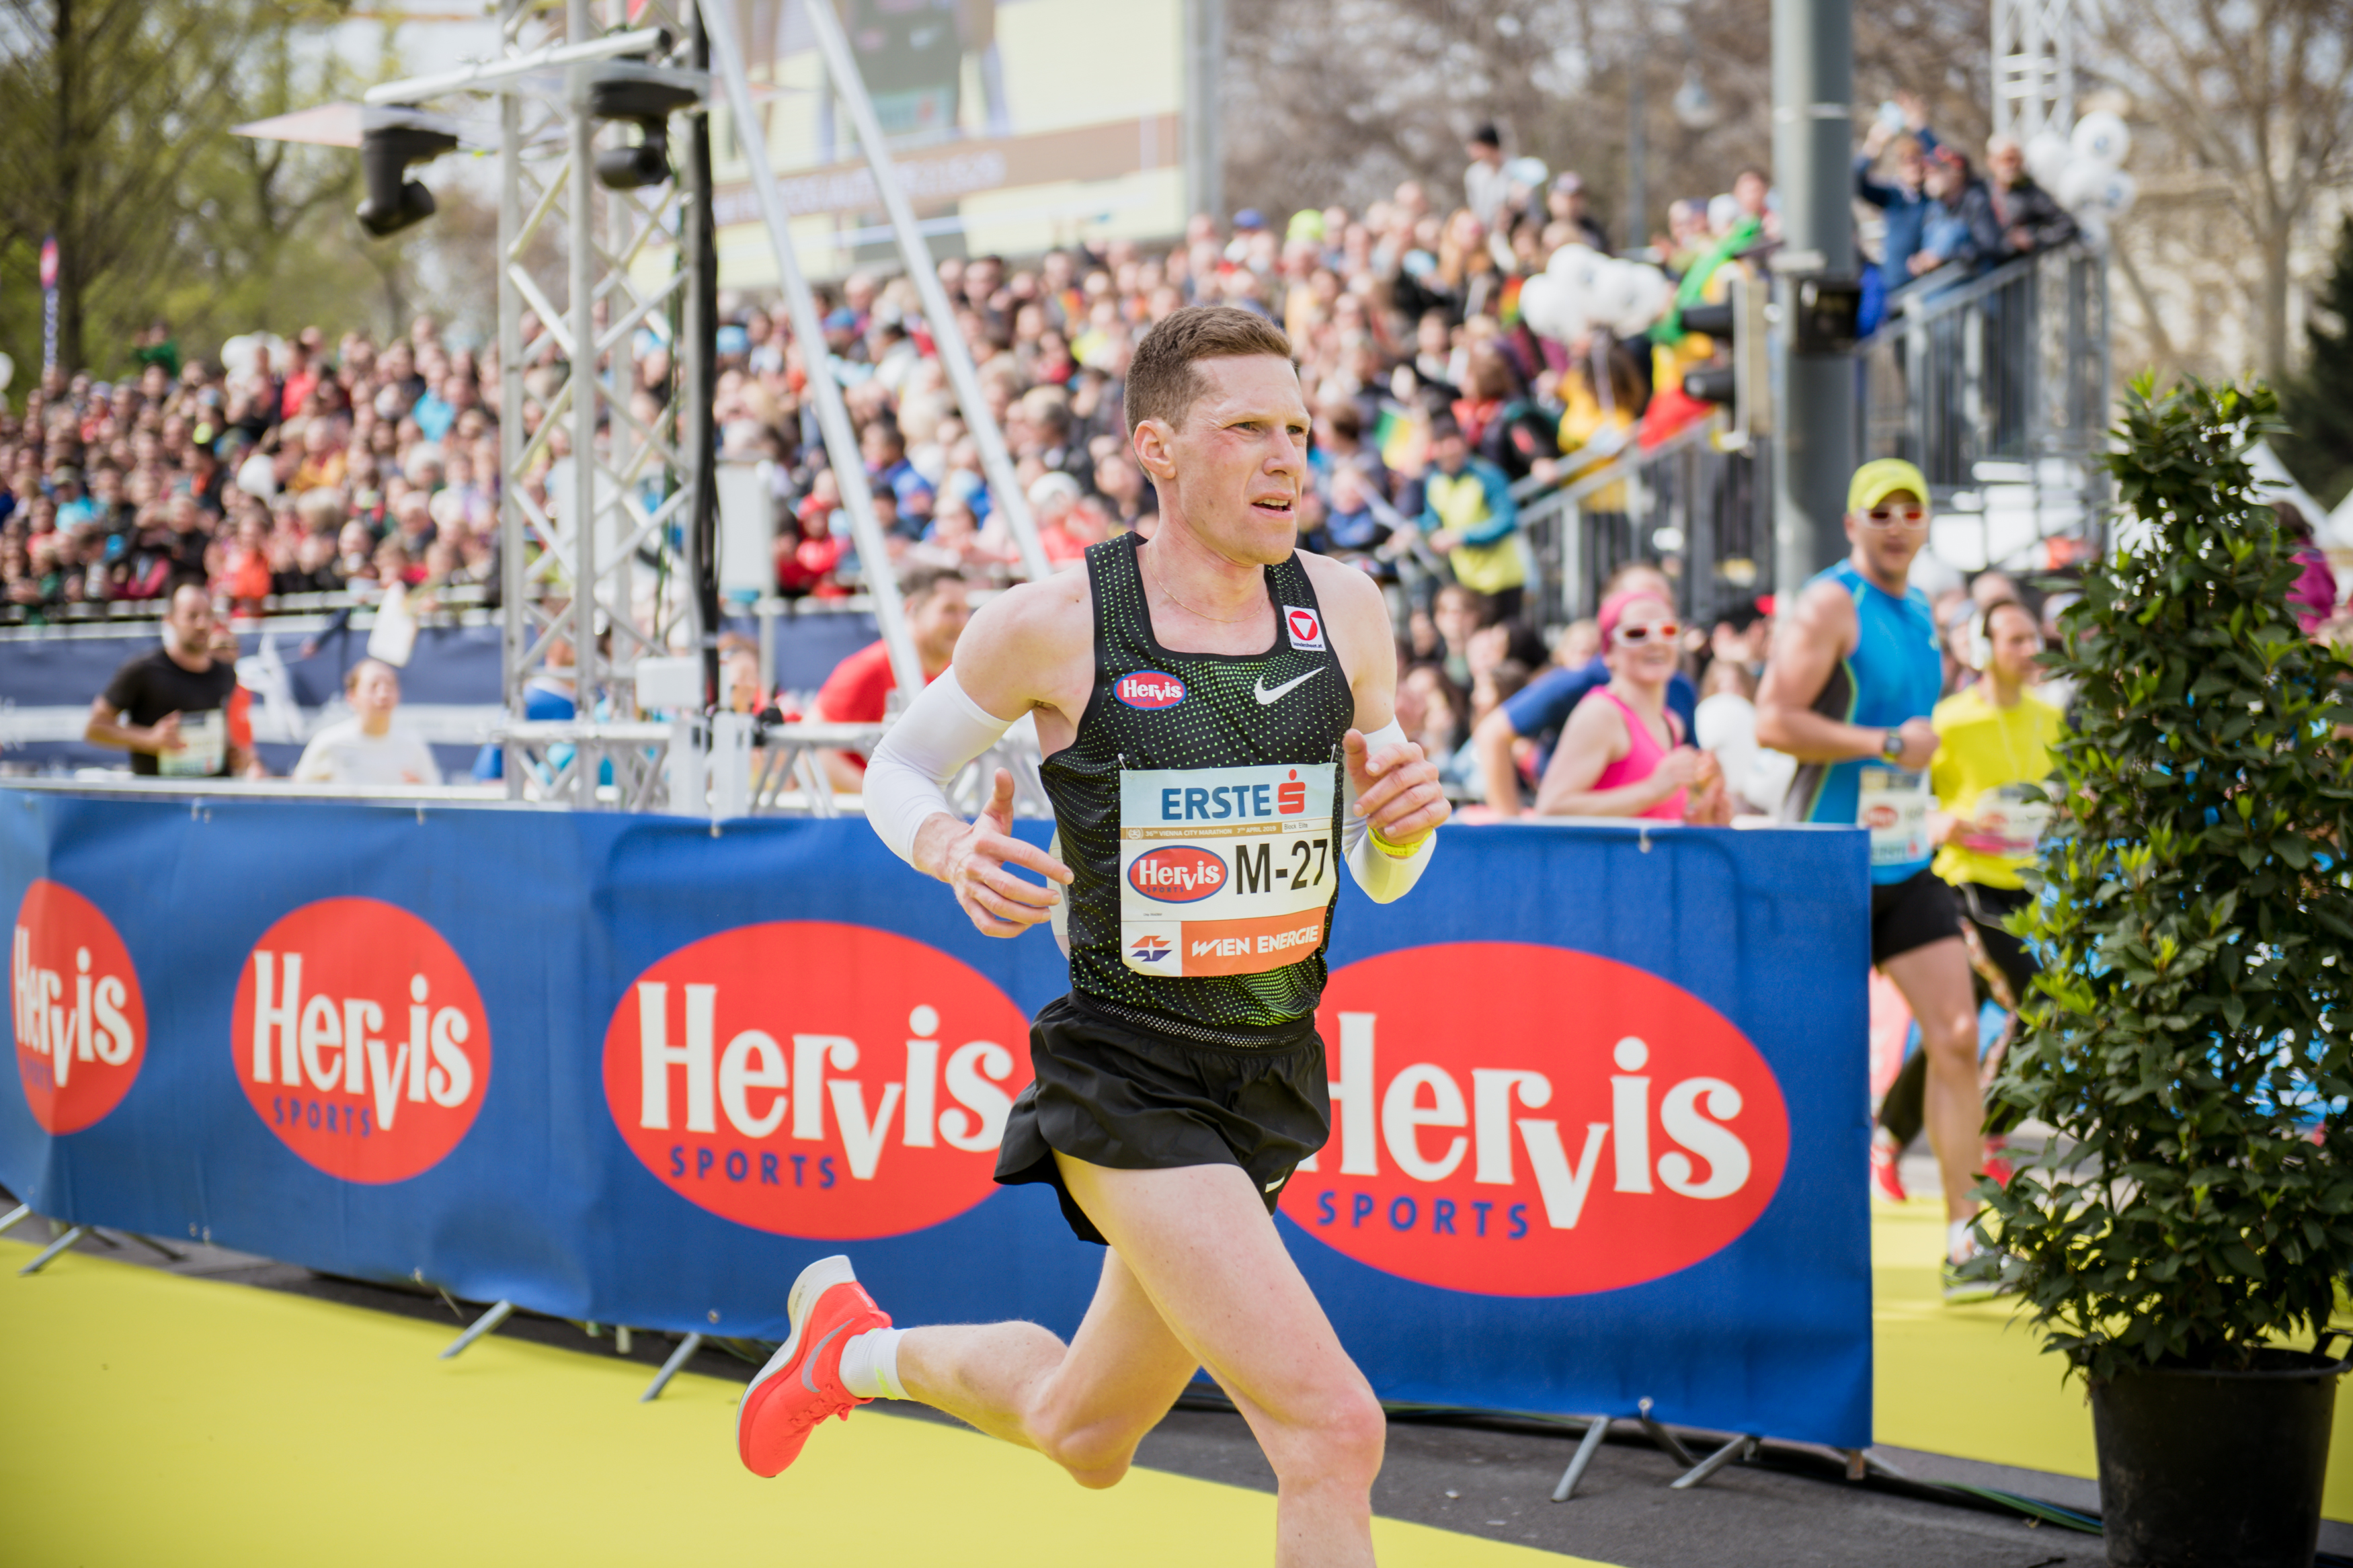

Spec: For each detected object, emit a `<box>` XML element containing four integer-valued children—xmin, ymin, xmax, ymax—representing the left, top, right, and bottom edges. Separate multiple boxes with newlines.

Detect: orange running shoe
<box><xmin>737</xmin><ymin>1255</ymin><xmax>892</xmax><ymax>1478</ymax></box>
<box><xmin>1869</xmin><ymin>1128</ymin><xmax>1908</xmax><ymax>1204</ymax></box>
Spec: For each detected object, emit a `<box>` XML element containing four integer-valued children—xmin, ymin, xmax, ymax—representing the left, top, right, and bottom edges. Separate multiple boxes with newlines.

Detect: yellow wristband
<box><xmin>1367</xmin><ymin>824</ymin><xmax>1425</xmax><ymax>858</ymax></box>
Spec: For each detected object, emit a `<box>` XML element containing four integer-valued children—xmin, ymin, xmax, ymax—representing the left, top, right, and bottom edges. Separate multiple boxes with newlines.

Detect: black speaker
<box><xmin>589</xmin><ymin>75</ymin><xmax>701</xmax><ymax>191</ymax></box>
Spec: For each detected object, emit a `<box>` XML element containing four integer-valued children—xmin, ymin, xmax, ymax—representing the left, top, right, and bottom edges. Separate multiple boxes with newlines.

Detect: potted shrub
<box><xmin>1975</xmin><ymin>374</ymin><xmax>2353</xmax><ymax>1568</ymax></box>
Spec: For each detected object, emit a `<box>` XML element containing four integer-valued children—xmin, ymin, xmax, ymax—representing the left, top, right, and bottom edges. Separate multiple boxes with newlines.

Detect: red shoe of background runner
<box><xmin>1981</xmin><ymin>1136</ymin><xmax>2015</xmax><ymax>1188</ymax></box>
<box><xmin>1870</xmin><ymin>1130</ymin><xmax>1908</xmax><ymax>1203</ymax></box>
<box><xmin>737</xmin><ymin>1254</ymin><xmax>891</xmax><ymax>1477</ymax></box>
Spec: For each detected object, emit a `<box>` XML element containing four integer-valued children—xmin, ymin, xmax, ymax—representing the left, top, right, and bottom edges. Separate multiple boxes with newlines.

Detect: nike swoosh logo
<box><xmin>1253</xmin><ymin>669</ymin><xmax>1322</xmax><ymax>705</ymax></box>
<box><xmin>802</xmin><ymin>1322</ymin><xmax>851</xmax><ymax>1393</ymax></box>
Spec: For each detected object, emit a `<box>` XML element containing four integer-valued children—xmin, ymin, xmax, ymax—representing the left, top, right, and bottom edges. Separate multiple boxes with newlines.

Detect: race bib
<box><xmin>1955</xmin><ymin>784</ymin><xmax>2050</xmax><ymax>860</ymax></box>
<box><xmin>1119</xmin><ymin>764</ymin><xmax>1338</xmax><ymax>977</ymax></box>
<box><xmin>1857</xmin><ymin>766</ymin><xmax>1929</xmax><ymax>868</ymax></box>
<box><xmin>158</xmin><ymin>710</ymin><xmax>226</xmax><ymax>778</ymax></box>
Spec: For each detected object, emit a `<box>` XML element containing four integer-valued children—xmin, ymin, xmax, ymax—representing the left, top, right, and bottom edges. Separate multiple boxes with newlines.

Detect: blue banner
<box><xmin>1</xmin><ymin>789</ymin><xmax>1871</xmax><ymax>1447</ymax></box>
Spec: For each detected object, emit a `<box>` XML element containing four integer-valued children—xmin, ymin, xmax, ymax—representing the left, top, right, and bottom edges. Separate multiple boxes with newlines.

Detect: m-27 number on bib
<box><xmin>1119</xmin><ymin>764</ymin><xmax>1336</xmax><ymax>978</ymax></box>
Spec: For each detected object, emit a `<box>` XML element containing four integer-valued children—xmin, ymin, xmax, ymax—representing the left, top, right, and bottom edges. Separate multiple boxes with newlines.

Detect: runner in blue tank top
<box><xmin>1757</xmin><ymin>459</ymin><xmax>2001</xmax><ymax>1304</ymax></box>
<box><xmin>733</xmin><ymin>308</ymin><xmax>1451</xmax><ymax>1564</ymax></box>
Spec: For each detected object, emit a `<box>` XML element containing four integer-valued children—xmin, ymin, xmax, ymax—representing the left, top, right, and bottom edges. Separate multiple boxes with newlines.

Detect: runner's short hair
<box><xmin>1125</xmin><ymin>306</ymin><xmax>1294</xmax><ymax>436</ymax></box>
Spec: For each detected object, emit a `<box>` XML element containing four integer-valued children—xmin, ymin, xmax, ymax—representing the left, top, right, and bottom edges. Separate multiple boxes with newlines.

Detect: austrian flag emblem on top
<box><xmin>1283</xmin><ymin>606</ymin><xmax>1327</xmax><ymax>651</ymax></box>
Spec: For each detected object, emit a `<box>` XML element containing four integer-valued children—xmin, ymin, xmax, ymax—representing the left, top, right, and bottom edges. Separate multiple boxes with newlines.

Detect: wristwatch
<box><xmin>1879</xmin><ymin>728</ymin><xmax>1906</xmax><ymax>764</ymax></box>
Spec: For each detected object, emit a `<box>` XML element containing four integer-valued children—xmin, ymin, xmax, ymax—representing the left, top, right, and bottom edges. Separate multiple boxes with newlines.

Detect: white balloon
<box><xmin>236</xmin><ymin>452</ymin><xmax>278</xmax><ymax>499</ymax></box>
<box><xmin>219</xmin><ymin>334</ymin><xmax>255</xmax><ymax>382</ymax></box>
<box><xmin>2091</xmin><ymin>168</ymin><xmax>2137</xmax><ymax>218</ymax></box>
<box><xmin>2071</xmin><ymin>110</ymin><xmax>2130</xmax><ymax>171</ymax></box>
<box><xmin>2024</xmin><ymin>130</ymin><xmax>2073</xmax><ymax>189</ymax></box>
<box><xmin>2056</xmin><ymin>159</ymin><xmax>2108</xmax><ymax>212</ymax></box>
<box><xmin>0</xmin><ymin>351</ymin><xmax>13</xmax><ymax>394</ymax></box>
<box><xmin>1517</xmin><ymin>272</ymin><xmax>1590</xmax><ymax>344</ymax></box>
<box><xmin>1587</xmin><ymin>261</ymin><xmax>1644</xmax><ymax>329</ymax></box>
<box><xmin>2075</xmin><ymin>211</ymin><xmax>2111</xmax><ymax>253</ymax></box>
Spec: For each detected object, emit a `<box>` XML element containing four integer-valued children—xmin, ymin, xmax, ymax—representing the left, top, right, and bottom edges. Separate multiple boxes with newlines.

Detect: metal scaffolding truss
<box><xmin>1993</xmin><ymin>0</ymin><xmax>2074</xmax><ymax>144</ymax></box>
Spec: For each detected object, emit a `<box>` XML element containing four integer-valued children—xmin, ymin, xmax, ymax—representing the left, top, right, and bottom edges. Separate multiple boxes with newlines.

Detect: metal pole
<box><xmin>1626</xmin><ymin>34</ymin><xmax>1646</xmax><ymax>255</ymax></box>
<box><xmin>797</xmin><ymin>0</ymin><xmax>1051</xmax><ymax>583</ymax></box>
<box><xmin>569</xmin><ymin>0</ymin><xmax>603</xmax><ymax>803</ymax></box>
<box><xmin>701</xmin><ymin>0</ymin><xmax>926</xmax><ymax>697</ymax></box>
<box><xmin>498</xmin><ymin>0</ymin><xmax>528</xmax><ymax>799</ymax></box>
<box><xmin>1769</xmin><ymin>0</ymin><xmax>1857</xmax><ymax>590</ymax></box>
<box><xmin>1185</xmin><ymin>0</ymin><xmax>1225</xmax><ymax>223</ymax></box>
<box><xmin>364</xmin><ymin>26</ymin><xmax>668</xmax><ymax>105</ymax></box>
<box><xmin>686</xmin><ymin>2</ymin><xmax>721</xmax><ymax>710</ymax></box>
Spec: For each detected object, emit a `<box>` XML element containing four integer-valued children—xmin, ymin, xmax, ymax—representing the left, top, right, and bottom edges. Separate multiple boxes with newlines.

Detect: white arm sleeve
<box><xmin>1343</xmin><ymin>719</ymin><xmax>1438</xmax><ymax>903</ymax></box>
<box><xmin>863</xmin><ymin>671</ymin><xmax>1019</xmax><ymax>868</ymax></box>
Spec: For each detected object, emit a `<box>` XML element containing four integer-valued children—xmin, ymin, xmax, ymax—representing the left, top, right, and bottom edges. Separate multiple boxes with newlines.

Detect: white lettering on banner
<box><xmin>12</xmin><ymin>930</ymin><xmax>134</xmax><ymax>1084</ymax></box>
<box><xmin>242</xmin><ymin>950</ymin><xmax>475</xmax><ymax>1116</ymax></box>
<box><xmin>1295</xmin><ymin>1009</ymin><xmax>1754</xmax><ymax>1227</ymax></box>
<box><xmin>630</xmin><ymin>985</ymin><xmax>1014</xmax><ymax>1173</ymax></box>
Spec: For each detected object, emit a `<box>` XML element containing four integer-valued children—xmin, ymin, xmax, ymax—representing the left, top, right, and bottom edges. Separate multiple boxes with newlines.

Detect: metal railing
<box><xmin>1859</xmin><ymin>242</ymin><xmax>2110</xmax><ymax>509</ymax></box>
<box><xmin>1514</xmin><ymin>415</ymin><xmax>1771</xmax><ymax>630</ymax></box>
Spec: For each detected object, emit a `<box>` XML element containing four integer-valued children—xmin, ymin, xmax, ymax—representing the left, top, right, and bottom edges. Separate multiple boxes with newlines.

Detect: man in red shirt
<box><xmin>812</xmin><ymin>564</ymin><xmax>971</xmax><ymax>792</ymax></box>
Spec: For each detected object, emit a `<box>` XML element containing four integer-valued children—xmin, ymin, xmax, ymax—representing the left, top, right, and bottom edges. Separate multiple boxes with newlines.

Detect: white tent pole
<box><xmin>797</xmin><ymin>0</ymin><xmax>1053</xmax><ymax>583</ymax></box>
<box><xmin>701</xmin><ymin>0</ymin><xmax>925</xmax><ymax>697</ymax></box>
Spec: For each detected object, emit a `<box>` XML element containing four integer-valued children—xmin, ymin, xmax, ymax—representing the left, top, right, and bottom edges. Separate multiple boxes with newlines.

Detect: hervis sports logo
<box><xmin>1115</xmin><ymin>671</ymin><xmax>1186</xmax><ymax>710</ymax></box>
<box><xmin>231</xmin><ymin>899</ymin><xmax>491</xmax><ymax>1184</ymax></box>
<box><xmin>1128</xmin><ymin>845</ymin><xmax>1226</xmax><ymax>902</ymax></box>
<box><xmin>602</xmin><ymin>922</ymin><xmax>1032</xmax><ymax>1239</ymax></box>
<box><xmin>1279</xmin><ymin>942</ymin><xmax>1789</xmax><ymax>1296</ymax></box>
<box><xmin>12</xmin><ymin>880</ymin><xmax>147</xmax><ymax>1134</ymax></box>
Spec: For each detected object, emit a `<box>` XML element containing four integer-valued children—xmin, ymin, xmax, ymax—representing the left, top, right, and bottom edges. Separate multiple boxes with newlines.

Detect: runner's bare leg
<box><xmin>898</xmin><ymin>1157</ymin><xmax>1384</xmax><ymax>1568</ymax></box>
<box><xmin>1882</xmin><ymin>936</ymin><xmax>1984</xmax><ymax>1225</ymax></box>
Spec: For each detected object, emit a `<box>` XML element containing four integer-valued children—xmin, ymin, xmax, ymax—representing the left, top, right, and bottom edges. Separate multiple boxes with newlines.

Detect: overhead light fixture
<box><xmin>356</xmin><ymin>108</ymin><xmax>462</xmax><ymax>237</ymax></box>
<box><xmin>586</xmin><ymin>63</ymin><xmax>703</xmax><ymax>190</ymax></box>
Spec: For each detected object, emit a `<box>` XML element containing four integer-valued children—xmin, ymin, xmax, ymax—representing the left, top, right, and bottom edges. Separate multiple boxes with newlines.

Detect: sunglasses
<box><xmin>1614</xmin><ymin>620</ymin><xmax>1680</xmax><ymax>644</ymax></box>
<box><xmin>1863</xmin><ymin>503</ymin><xmax>1929</xmax><ymax>529</ymax></box>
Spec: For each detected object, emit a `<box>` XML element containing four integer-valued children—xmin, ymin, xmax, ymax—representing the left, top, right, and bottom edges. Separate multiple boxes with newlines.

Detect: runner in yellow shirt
<box><xmin>1872</xmin><ymin>597</ymin><xmax>2061</xmax><ymax>1201</ymax></box>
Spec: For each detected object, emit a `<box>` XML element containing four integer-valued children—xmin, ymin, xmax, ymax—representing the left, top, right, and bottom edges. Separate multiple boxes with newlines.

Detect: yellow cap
<box><xmin>1847</xmin><ymin>458</ymin><xmax>1930</xmax><ymax>515</ymax></box>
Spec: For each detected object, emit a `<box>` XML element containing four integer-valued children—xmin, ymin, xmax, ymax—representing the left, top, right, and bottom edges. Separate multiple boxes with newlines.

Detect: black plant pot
<box><xmin>2089</xmin><ymin>1347</ymin><xmax>2346</xmax><ymax>1568</ymax></box>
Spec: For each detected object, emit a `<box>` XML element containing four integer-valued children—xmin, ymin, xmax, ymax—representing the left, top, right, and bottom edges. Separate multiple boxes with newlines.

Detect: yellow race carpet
<box><xmin>0</xmin><ymin>1236</ymin><xmax>1593</xmax><ymax>1568</ymax></box>
<box><xmin>1874</xmin><ymin>1198</ymin><xmax>2353</xmax><ymax>1522</ymax></box>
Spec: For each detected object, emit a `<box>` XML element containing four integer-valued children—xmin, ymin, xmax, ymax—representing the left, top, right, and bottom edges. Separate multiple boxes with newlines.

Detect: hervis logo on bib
<box><xmin>604</xmin><ymin>922</ymin><xmax>1032</xmax><ymax>1240</ymax></box>
<box><xmin>1280</xmin><ymin>942</ymin><xmax>1789</xmax><ymax>1296</ymax></box>
<box><xmin>12</xmin><ymin>880</ymin><xmax>147</xmax><ymax>1134</ymax></box>
<box><xmin>1115</xmin><ymin>671</ymin><xmax>1186</xmax><ymax>710</ymax></box>
<box><xmin>1128</xmin><ymin>845</ymin><xmax>1227</xmax><ymax>903</ymax></box>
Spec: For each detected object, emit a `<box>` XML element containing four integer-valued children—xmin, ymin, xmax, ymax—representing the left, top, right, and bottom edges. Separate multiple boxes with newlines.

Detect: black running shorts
<box><xmin>1870</xmin><ymin>867</ymin><xmax>1963</xmax><ymax>966</ymax></box>
<box><xmin>994</xmin><ymin>993</ymin><xmax>1332</xmax><ymax>1247</ymax></box>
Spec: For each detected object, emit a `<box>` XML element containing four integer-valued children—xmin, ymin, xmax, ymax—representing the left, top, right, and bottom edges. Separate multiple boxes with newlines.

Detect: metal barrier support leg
<box><xmin>1669</xmin><ymin>1433</ymin><xmax>1759</xmax><ymax>1490</ymax></box>
<box><xmin>1635</xmin><ymin>1397</ymin><xmax>1698</xmax><ymax>1467</ymax></box>
<box><xmin>1550</xmin><ymin>1415</ymin><xmax>1613</xmax><ymax>1501</ymax></box>
<box><xmin>640</xmin><ymin>1331</ymin><xmax>703</xmax><ymax>1403</ymax></box>
<box><xmin>117</xmin><ymin>1231</ymin><xmax>183</xmax><ymax>1263</ymax></box>
<box><xmin>18</xmin><ymin>1225</ymin><xmax>88</xmax><ymax>1276</ymax></box>
<box><xmin>0</xmin><ymin>1203</ymin><xmax>31</xmax><ymax>1237</ymax></box>
<box><xmin>439</xmin><ymin>1299</ymin><xmax>515</xmax><ymax>1359</ymax></box>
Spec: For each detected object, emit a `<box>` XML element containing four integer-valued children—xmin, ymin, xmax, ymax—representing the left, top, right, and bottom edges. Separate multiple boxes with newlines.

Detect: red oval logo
<box><xmin>1115</xmin><ymin>671</ymin><xmax>1187</xmax><ymax>710</ymax></box>
<box><xmin>1279</xmin><ymin>942</ymin><xmax>1789</xmax><ymax>1296</ymax></box>
<box><xmin>1127</xmin><ymin>845</ymin><xmax>1228</xmax><ymax>903</ymax></box>
<box><xmin>601</xmin><ymin>922</ymin><xmax>1033</xmax><ymax>1240</ymax></box>
<box><xmin>12</xmin><ymin>880</ymin><xmax>147</xmax><ymax>1134</ymax></box>
<box><xmin>1862</xmin><ymin>804</ymin><xmax>1899</xmax><ymax>829</ymax></box>
<box><xmin>231</xmin><ymin>899</ymin><xmax>492</xmax><ymax>1184</ymax></box>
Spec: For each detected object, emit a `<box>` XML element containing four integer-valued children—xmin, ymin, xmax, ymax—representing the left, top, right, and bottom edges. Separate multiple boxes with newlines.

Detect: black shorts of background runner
<box><xmin>994</xmin><ymin>993</ymin><xmax>1330</xmax><ymax>1246</ymax></box>
<box><xmin>1880</xmin><ymin>882</ymin><xmax>2035</xmax><ymax>1147</ymax></box>
<box><xmin>1870</xmin><ymin>868</ymin><xmax>1962</xmax><ymax>967</ymax></box>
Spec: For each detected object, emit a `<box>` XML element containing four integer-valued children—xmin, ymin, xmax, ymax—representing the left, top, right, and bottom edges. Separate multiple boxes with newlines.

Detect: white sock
<box><xmin>1948</xmin><ymin>1219</ymin><xmax>1975</xmax><ymax>1261</ymax></box>
<box><xmin>836</xmin><ymin>1326</ymin><xmax>908</xmax><ymax>1400</ymax></box>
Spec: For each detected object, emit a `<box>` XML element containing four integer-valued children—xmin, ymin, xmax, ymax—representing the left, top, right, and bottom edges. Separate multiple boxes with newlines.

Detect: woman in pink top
<box><xmin>1533</xmin><ymin>587</ymin><xmax>1728</xmax><ymax>821</ymax></box>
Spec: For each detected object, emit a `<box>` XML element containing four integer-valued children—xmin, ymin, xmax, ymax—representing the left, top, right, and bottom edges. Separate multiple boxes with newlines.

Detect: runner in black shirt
<box><xmin>85</xmin><ymin>583</ymin><xmax>249</xmax><ymax>778</ymax></box>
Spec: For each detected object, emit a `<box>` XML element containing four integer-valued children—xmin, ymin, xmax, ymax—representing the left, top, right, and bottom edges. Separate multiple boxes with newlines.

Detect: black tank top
<box><xmin>1042</xmin><ymin>534</ymin><xmax>1355</xmax><ymax>1045</ymax></box>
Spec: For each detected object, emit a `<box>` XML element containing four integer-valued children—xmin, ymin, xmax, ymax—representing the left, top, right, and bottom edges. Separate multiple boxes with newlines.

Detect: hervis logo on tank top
<box><xmin>602</xmin><ymin>922</ymin><xmax>1032</xmax><ymax>1239</ymax></box>
<box><xmin>231</xmin><ymin>898</ymin><xmax>492</xmax><ymax>1184</ymax></box>
<box><xmin>1278</xmin><ymin>942</ymin><xmax>1790</xmax><ymax>1296</ymax></box>
<box><xmin>12</xmin><ymin>880</ymin><xmax>147</xmax><ymax>1134</ymax></box>
<box><xmin>1114</xmin><ymin>670</ymin><xmax>1186</xmax><ymax>710</ymax></box>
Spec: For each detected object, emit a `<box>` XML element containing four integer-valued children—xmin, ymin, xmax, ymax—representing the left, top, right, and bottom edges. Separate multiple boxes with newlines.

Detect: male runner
<box><xmin>1755</xmin><ymin>458</ymin><xmax>1993</xmax><ymax>1302</ymax></box>
<box><xmin>737</xmin><ymin>306</ymin><xmax>1449</xmax><ymax>1566</ymax></box>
